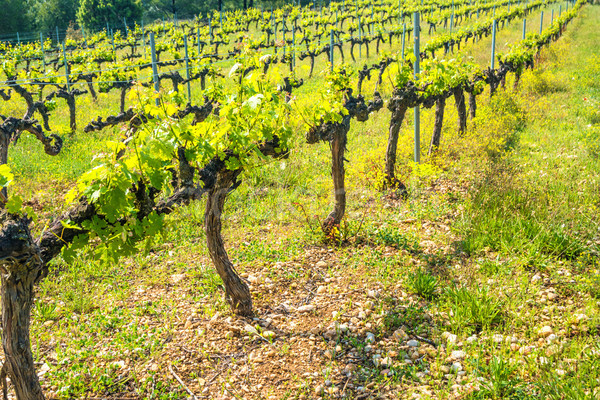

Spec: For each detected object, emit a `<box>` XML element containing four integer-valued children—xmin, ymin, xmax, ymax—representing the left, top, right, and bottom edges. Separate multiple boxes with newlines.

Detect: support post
<box><xmin>491</xmin><ymin>20</ymin><xmax>497</xmax><ymax>70</ymax></box>
<box><xmin>184</xmin><ymin>35</ymin><xmax>191</xmax><ymax>103</ymax></box>
<box><xmin>149</xmin><ymin>32</ymin><xmax>160</xmax><ymax>106</ymax></box>
<box><xmin>401</xmin><ymin>23</ymin><xmax>406</xmax><ymax>63</ymax></box>
<box><xmin>523</xmin><ymin>18</ymin><xmax>527</xmax><ymax>39</ymax></box>
<box><xmin>413</xmin><ymin>11</ymin><xmax>420</xmax><ymax>164</ymax></box>
<box><xmin>358</xmin><ymin>16</ymin><xmax>362</xmax><ymax>58</ymax></box>
<box><xmin>62</xmin><ymin>42</ymin><xmax>70</xmax><ymax>92</ymax></box>
<box><xmin>40</xmin><ymin>33</ymin><xmax>45</xmax><ymax>70</ymax></box>
<box><xmin>330</xmin><ymin>30</ymin><xmax>334</xmax><ymax>71</ymax></box>
<box><xmin>197</xmin><ymin>27</ymin><xmax>201</xmax><ymax>56</ymax></box>
<box><xmin>540</xmin><ymin>11</ymin><xmax>544</xmax><ymax>34</ymax></box>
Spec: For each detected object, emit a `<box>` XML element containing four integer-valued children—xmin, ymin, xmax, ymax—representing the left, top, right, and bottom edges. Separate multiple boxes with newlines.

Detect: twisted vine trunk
<box><xmin>384</xmin><ymin>104</ymin><xmax>408</xmax><ymax>183</ymax></box>
<box><xmin>65</xmin><ymin>96</ymin><xmax>76</xmax><ymax>132</ymax></box>
<box><xmin>322</xmin><ymin>127</ymin><xmax>347</xmax><ymax>234</ymax></box>
<box><xmin>0</xmin><ymin>134</ymin><xmax>8</xmax><ymax>200</ymax></box>
<box><xmin>513</xmin><ymin>71</ymin><xmax>522</xmax><ymax>91</ymax></box>
<box><xmin>428</xmin><ymin>97</ymin><xmax>446</xmax><ymax>155</ymax></box>
<box><xmin>204</xmin><ymin>170</ymin><xmax>253</xmax><ymax>316</ymax></box>
<box><xmin>0</xmin><ymin>216</ymin><xmax>46</xmax><ymax>400</ymax></box>
<box><xmin>453</xmin><ymin>88</ymin><xmax>467</xmax><ymax>135</ymax></box>
<box><xmin>468</xmin><ymin>92</ymin><xmax>477</xmax><ymax>120</ymax></box>
<box><xmin>120</xmin><ymin>87</ymin><xmax>127</xmax><ymax>113</ymax></box>
<box><xmin>86</xmin><ymin>81</ymin><xmax>97</xmax><ymax>100</ymax></box>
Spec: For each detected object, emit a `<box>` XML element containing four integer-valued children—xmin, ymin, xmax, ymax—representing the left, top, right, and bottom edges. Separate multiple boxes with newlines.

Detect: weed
<box><xmin>467</xmin><ymin>356</ymin><xmax>532</xmax><ymax>399</ymax></box>
<box><xmin>36</xmin><ymin>302</ymin><xmax>59</xmax><ymax>321</ymax></box>
<box><xmin>445</xmin><ymin>287</ymin><xmax>504</xmax><ymax>334</ymax></box>
<box><xmin>407</xmin><ymin>268</ymin><xmax>439</xmax><ymax>300</ymax></box>
<box><xmin>373</xmin><ymin>225</ymin><xmax>420</xmax><ymax>253</ymax></box>
<box><xmin>522</xmin><ymin>68</ymin><xmax>567</xmax><ymax>96</ymax></box>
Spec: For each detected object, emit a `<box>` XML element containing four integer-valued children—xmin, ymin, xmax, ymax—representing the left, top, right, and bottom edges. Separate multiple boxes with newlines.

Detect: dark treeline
<box><xmin>0</xmin><ymin>0</ymin><xmax>313</xmax><ymax>37</ymax></box>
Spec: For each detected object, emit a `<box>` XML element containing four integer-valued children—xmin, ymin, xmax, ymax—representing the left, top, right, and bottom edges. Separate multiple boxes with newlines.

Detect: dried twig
<box><xmin>414</xmin><ymin>335</ymin><xmax>437</xmax><ymax>348</ymax></box>
<box><xmin>169</xmin><ymin>363</ymin><xmax>198</xmax><ymax>400</ymax></box>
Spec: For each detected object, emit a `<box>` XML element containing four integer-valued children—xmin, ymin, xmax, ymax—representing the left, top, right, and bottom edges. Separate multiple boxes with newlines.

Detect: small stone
<box><xmin>393</xmin><ymin>329</ymin><xmax>408</xmax><ymax>341</ymax></box>
<box><xmin>248</xmin><ymin>275</ymin><xmax>260</xmax><ymax>284</ymax></box>
<box><xmin>556</xmin><ymin>369</ymin><xmax>566</xmax><ymax>376</ymax></box>
<box><xmin>575</xmin><ymin>314</ymin><xmax>588</xmax><ymax>324</ymax></box>
<box><xmin>547</xmin><ymin>292</ymin><xmax>558</xmax><ymax>301</ymax></box>
<box><xmin>539</xmin><ymin>326</ymin><xmax>553</xmax><ymax>338</ymax></box>
<box><xmin>298</xmin><ymin>305</ymin><xmax>315</xmax><ymax>313</ymax></box>
<box><xmin>343</xmin><ymin>364</ymin><xmax>357</xmax><ymax>374</ymax></box>
<box><xmin>358</xmin><ymin>311</ymin><xmax>367</xmax><ymax>319</ymax></box>
<box><xmin>324</xmin><ymin>330</ymin><xmax>337</xmax><ymax>340</ymax></box>
<box><xmin>407</xmin><ymin>339</ymin><xmax>419</xmax><ymax>347</ymax></box>
<box><xmin>450</xmin><ymin>362</ymin><xmax>462</xmax><ymax>372</ymax></box>
<box><xmin>316</xmin><ymin>261</ymin><xmax>328</xmax><ymax>268</ymax></box>
<box><xmin>532</xmin><ymin>274</ymin><xmax>542</xmax><ymax>283</ymax></box>
<box><xmin>317</xmin><ymin>286</ymin><xmax>327</xmax><ymax>294</ymax></box>
<box><xmin>43</xmin><ymin>320</ymin><xmax>54</xmax><ymax>327</ymax></box>
<box><xmin>492</xmin><ymin>334</ymin><xmax>503</xmax><ymax>343</ymax></box>
<box><xmin>225</xmin><ymin>331</ymin><xmax>234</xmax><ymax>339</ymax></box>
<box><xmin>38</xmin><ymin>363</ymin><xmax>50</xmax><ymax>376</ymax></box>
<box><xmin>521</xmin><ymin>346</ymin><xmax>534</xmax><ymax>355</ymax></box>
<box><xmin>263</xmin><ymin>330</ymin><xmax>276</xmax><ymax>340</ymax></box>
<box><xmin>171</xmin><ymin>273</ymin><xmax>185</xmax><ymax>283</ymax></box>
<box><xmin>150</xmin><ymin>363</ymin><xmax>159</xmax><ymax>371</ymax></box>
<box><xmin>366</xmin><ymin>332</ymin><xmax>376</xmax><ymax>343</ymax></box>
<box><xmin>367</xmin><ymin>290</ymin><xmax>378</xmax><ymax>299</ymax></box>
<box><xmin>547</xmin><ymin>334</ymin><xmax>557</xmax><ymax>342</ymax></box>
<box><xmin>442</xmin><ymin>331</ymin><xmax>457</xmax><ymax>344</ymax></box>
<box><xmin>466</xmin><ymin>335</ymin><xmax>478</xmax><ymax>344</ymax></box>
<box><xmin>315</xmin><ymin>385</ymin><xmax>324</xmax><ymax>396</ymax></box>
<box><xmin>338</xmin><ymin>324</ymin><xmax>349</xmax><ymax>333</ymax></box>
<box><xmin>244</xmin><ymin>325</ymin><xmax>258</xmax><ymax>335</ymax></box>
<box><xmin>440</xmin><ymin>365</ymin><xmax>450</xmax><ymax>373</ymax></box>
<box><xmin>510</xmin><ymin>343</ymin><xmax>520</xmax><ymax>351</ymax></box>
<box><xmin>450</xmin><ymin>350</ymin><xmax>466</xmax><ymax>360</ymax></box>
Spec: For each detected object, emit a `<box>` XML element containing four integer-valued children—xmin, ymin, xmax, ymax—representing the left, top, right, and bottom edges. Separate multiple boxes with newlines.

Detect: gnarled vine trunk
<box><xmin>204</xmin><ymin>169</ymin><xmax>253</xmax><ymax>316</ymax></box>
<box><xmin>0</xmin><ymin>216</ymin><xmax>46</xmax><ymax>400</ymax></box>
<box><xmin>428</xmin><ymin>97</ymin><xmax>446</xmax><ymax>155</ymax></box>
<box><xmin>513</xmin><ymin>71</ymin><xmax>522</xmax><ymax>91</ymax></box>
<box><xmin>120</xmin><ymin>87</ymin><xmax>128</xmax><ymax>113</ymax></box>
<box><xmin>453</xmin><ymin>88</ymin><xmax>467</xmax><ymax>135</ymax></box>
<box><xmin>384</xmin><ymin>104</ymin><xmax>408</xmax><ymax>184</ymax></box>
<box><xmin>468</xmin><ymin>92</ymin><xmax>477</xmax><ymax>120</ymax></box>
<box><xmin>322</xmin><ymin>127</ymin><xmax>347</xmax><ymax>234</ymax></box>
